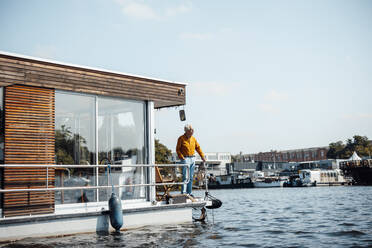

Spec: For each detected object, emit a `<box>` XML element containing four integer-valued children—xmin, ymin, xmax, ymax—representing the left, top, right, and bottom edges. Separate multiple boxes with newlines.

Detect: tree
<box><xmin>155</xmin><ymin>139</ymin><xmax>173</xmax><ymax>178</ymax></box>
<box><xmin>327</xmin><ymin>135</ymin><xmax>372</xmax><ymax>159</ymax></box>
<box><xmin>155</xmin><ymin>139</ymin><xmax>171</xmax><ymax>164</ymax></box>
<box><xmin>55</xmin><ymin>125</ymin><xmax>90</xmax><ymax>165</ymax></box>
<box><xmin>327</xmin><ymin>141</ymin><xmax>346</xmax><ymax>159</ymax></box>
<box><xmin>346</xmin><ymin>135</ymin><xmax>372</xmax><ymax>157</ymax></box>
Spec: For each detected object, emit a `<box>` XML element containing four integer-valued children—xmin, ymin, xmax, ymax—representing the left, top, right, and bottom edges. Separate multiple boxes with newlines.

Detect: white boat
<box><xmin>299</xmin><ymin>169</ymin><xmax>347</xmax><ymax>186</ymax></box>
<box><xmin>252</xmin><ymin>171</ymin><xmax>285</xmax><ymax>188</ymax></box>
<box><xmin>253</xmin><ymin>177</ymin><xmax>285</xmax><ymax>188</ymax></box>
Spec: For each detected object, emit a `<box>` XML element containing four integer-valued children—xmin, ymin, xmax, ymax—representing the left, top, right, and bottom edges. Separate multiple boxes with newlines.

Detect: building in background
<box><xmin>227</xmin><ymin>159</ymin><xmax>345</xmax><ymax>178</ymax></box>
<box><xmin>170</xmin><ymin>152</ymin><xmax>231</xmax><ymax>176</ymax></box>
<box><xmin>242</xmin><ymin>146</ymin><xmax>329</xmax><ymax>163</ymax></box>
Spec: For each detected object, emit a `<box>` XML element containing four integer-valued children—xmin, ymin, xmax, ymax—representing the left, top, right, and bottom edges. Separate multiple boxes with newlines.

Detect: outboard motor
<box><xmin>205</xmin><ymin>192</ymin><xmax>222</xmax><ymax>209</ymax></box>
<box><xmin>206</xmin><ymin>198</ymin><xmax>222</xmax><ymax>209</ymax></box>
<box><xmin>109</xmin><ymin>192</ymin><xmax>123</xmax><ymax>231</ymax></box>
<box><xmin>202</xmin><ymin>162</ymin><xmax>223</xmax><ymax>210</ymax></box>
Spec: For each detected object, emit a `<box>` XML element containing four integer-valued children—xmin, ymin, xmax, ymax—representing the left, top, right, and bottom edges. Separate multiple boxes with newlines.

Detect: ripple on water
<box><xmin>326</xmin><ymin>230</ymin><xmax>366</xmax><ymax>237</ymax></box>
<box><xmin>265</xmin><ymin>229</ymin><xmax>286</xmax><ymax>235</ymax></box>
<box><xmin>207</xmin><ymin>234</ymin><xmax>223</xmax><ymax>240</ymax></box>
<box><xmin>223</xmin><ymin>227</ymin><xmax>240</xmax><ymax>231</ymax></box>
<box><xmin>2</xmin><ymin>187</ymin><xmax>372</xmax><ymax>248</ymax></box>
<box><xmin>340</xmin><ymin>222</ymin><xmax>356</xmax><ymax>227</ymax></box>
<box><xmin>273</xmin><ymin>217</ymin><xmax>292</xmax><ymax>223</ymax></box>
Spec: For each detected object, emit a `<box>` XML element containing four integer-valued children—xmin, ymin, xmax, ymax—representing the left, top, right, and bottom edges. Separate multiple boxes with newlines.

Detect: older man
<box><xmin>176</xmin><ymin>124</ymin><xmax>206</xmax><ymax>196</ymax></box>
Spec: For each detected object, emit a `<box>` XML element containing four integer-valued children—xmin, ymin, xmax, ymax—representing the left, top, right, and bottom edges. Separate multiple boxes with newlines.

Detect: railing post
<box><xmin>147</xmin><ymin>101</ymin><xmax>156</xmax><ymax>203</ymax></box>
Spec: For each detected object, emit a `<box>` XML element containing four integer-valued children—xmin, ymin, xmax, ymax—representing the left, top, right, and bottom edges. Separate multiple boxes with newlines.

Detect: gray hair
<box><xmin>184</xmin><ymin>124</ymin><xmax>193</xmax><ymax>132</ymax></box>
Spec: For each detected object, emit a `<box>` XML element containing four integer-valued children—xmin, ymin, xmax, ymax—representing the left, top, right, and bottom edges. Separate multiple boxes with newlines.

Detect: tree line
<box><xmin>327</xmin><ymin>135</ymin><xmax>372</xmax><ymax>159</ymax></box>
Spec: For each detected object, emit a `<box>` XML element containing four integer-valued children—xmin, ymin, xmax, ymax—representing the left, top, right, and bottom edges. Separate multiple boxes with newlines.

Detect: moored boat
<box><xmin>298</xmin><ymin>169</ymin><xmax>347</xmax><ymax>186</ymax></box>
<box><xmin>340</xmin><ymin>159</ymin><xmax>372</xmax><ymax>185</ymax></box>
<box><xmin>252</xmin><ymin>171</ymin><xmax>286</xmax><ymax>188</ymax></box>
<box><xmin>208</xmin><ymin>174</ymin><xmax>254</xmax><ymax>189</ymax></box>
<box><xmin>253</xmin><ymin>177</ymin><xmax>285</xmax><ymax>188</ymax></box>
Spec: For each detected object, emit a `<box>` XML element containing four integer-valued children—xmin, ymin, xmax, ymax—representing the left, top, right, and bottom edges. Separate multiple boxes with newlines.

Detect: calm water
<box><xmin>2</xmin><ymin>186</ymin><xmax>372</xmax><ymax>248</ymax></box>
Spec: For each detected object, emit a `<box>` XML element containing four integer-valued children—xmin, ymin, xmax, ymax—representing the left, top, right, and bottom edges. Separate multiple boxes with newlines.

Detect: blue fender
<box><xmin>109</xmin><ymin>193</ymin><xmax>123</xmax><ymax>231</ymax></box>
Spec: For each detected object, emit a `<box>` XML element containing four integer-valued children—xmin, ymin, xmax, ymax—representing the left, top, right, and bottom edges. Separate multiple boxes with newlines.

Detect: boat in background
<box><xmin>208</xmin><ymin>174</ymin><xmax>254</xmax><ymax>189</ymax></box>
<box><xmin>298</xmin><ymin>169</ymin><xmax>347</xmax><ymax>186</ymax></box>
<box><xmin>340</xmin><ymin>159</ymin><xmax>372</xmax><ymax>185</ymax></box>
<box><xmin>252</xmin><ymin>171</ymin><xmax>286</xmax><ymax>188</ymax></box>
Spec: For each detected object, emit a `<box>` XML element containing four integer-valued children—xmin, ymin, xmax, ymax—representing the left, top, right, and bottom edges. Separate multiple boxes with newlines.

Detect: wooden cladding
<box><xmin>0</xmin><ymin>53</ymin><xmax>186</xmax><ymax>108</ymax></box>
<box><xmin>4</xmin><ymin>85</ymin><xmax>55</xmax><ymax>217</ymax></box>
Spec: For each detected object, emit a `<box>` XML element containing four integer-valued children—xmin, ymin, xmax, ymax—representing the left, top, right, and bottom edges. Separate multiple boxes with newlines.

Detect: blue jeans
<box><xmin>181</xmin><ymin>157</ymin><xmax>195</xmax><ymax>195</ymax></box>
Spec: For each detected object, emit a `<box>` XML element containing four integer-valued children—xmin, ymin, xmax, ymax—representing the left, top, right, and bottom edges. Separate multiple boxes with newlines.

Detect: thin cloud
<box><xmin>259</xmin><ymin>90</ymin><xmax>289</xmax><ymax>114</ymax></box>
<box><xmin>264</xmin><ymin>90</ymin><xmax>289</xmax><ymax>102</ymax></box>
<box><xmin>165</xmin><ymin>3</ymin><xmax>192</xmax><ymax>17</ymax></box>
<box><xmin>189</xmin><ymin>82</ymin><xmax>232</xmax><ymax>96</ymax></box>
<box><xmin>259</xmin><ymin>103</ymin><xmax>279</xmax><ymax>114</ymax></box>
<box><xmin>32</xmin><ymin>45</ymin><xmax>57</xmax><ymax>59</ymax></box>
<box><xmin>179</xmin><ymin>28</ymin><xmax>234</xmax><ymax>41</ymax></box>
<box><xmin>120</xmin><ymin>1</ymin><xmax>158</xmax><ymax>20</ymax></box>
<box><xmin>342</xmin><ymin>113</ymin><xmax>372</xmax><ymax>120</ymax></box>
<box><xmin>179</xmin><ymin>32</ymin><xmax>213</xmax><ymax>41</ymax></box>
<box><xmin>115</xmin><ymin>0</ymin><xmax>191</xmax><ymax>20</ymax></box>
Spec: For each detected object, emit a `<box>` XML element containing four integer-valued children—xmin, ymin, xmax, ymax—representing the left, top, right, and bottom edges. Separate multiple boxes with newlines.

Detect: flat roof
<box><xmin>0</xmin><ymin>50</ymin><xmax>187</xmax><ymax>86</ymax></box>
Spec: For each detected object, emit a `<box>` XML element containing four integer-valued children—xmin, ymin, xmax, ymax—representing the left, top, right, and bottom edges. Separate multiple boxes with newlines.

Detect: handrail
<box><xmin>0</xmin><ymin>164</ymin><xmax>183</xmax><ymax>168</ymax></box>
<box><xmin>0</xmin><ymin>163</ymin><xmax>190</xmax><ymax>193</ymax></box>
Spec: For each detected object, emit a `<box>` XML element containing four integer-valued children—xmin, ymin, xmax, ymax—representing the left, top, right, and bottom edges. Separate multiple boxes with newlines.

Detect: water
<box><xmin>2</xmin><ymin>186</ymin><xmax>372</xmax><ymax>248</ymax></box>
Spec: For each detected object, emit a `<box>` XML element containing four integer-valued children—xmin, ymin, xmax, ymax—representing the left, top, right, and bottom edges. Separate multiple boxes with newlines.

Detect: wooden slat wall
<box><xmin>4</xmin><ymin>85</ymin><xmax>55</xmax><ymax>217</ymax></box>
<box><xmin>0</xmin><ymin>54</ymin><xmax>186</xmax><ymax>108</ymax></box>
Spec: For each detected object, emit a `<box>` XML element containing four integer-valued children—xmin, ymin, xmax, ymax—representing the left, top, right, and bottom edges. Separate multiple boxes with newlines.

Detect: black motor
<box><xmin>205</xmin><ymin>192</ymin><xmax>222</xmax><ymax>209</ymax></box>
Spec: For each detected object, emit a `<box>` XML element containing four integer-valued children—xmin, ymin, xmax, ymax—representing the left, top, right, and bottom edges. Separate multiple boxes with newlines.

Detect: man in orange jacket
<box><xmin>176</xmin><ymin>124</ymin><xmax>206</xmax><ymax>196</ymax></box>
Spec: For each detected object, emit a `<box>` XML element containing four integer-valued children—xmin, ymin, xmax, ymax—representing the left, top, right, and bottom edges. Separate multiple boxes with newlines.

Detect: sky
<box><xmin>1</xmin><ymin>0</ymin><xmax>371</xmax><ymax>154</ymax></box>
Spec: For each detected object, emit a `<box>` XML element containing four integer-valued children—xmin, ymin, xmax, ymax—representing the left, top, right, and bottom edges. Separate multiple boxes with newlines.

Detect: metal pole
<box><xmin>0</xmin><ymin>164</ymin><xmax>190</xmax><ymax>193</ymax></box>
<box><xmin>205</xmin><ymin>162</ymin><xmax>209</xmax><ymax>193</ymax></box>
<box><xmin>0</xmin><ymin>180</ymin><xmax>191</xmax><ymax>193</ymax></box>
<box><xmin>95</xmin><ymin>95</ymin><xmax>99</xmax><ymax>202</ymax></box>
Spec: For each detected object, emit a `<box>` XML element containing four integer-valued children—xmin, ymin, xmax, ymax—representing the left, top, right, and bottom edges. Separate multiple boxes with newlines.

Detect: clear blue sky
<box><xmin>1</xmin><ymin>0</ymin><xmax>371</xmax><ymax>154</ymax></box>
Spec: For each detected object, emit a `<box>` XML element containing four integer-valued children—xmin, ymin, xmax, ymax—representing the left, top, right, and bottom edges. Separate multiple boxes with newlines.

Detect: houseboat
<box><xmin>340</xmin><ymin>159</ymin><xmax>372</xmax><ymax>185</ymax></box>
<box><xmin>298</xmin><ymin>169</ymin><xmax>347</xmax><ymax>186</ymax></box>
<box><xmin>0</xmin><ymin>51</ymin><xmax>208</xmax><ymax>241</ymax></box>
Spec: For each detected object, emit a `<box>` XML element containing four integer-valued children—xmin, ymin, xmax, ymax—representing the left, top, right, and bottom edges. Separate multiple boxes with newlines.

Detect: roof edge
<box><xmin>0</xmin><ymin>50</ymin><xmax>187</xmax><ymax>86</ymax></box>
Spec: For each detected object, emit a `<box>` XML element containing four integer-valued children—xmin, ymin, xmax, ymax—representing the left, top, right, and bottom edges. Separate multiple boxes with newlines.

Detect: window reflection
<box><xmin>54</xmin><ymin>92</ymin><xmax>147</xmax><ymax>204</ymax></box>
<box><xmin>0</xmin><ymin>87</ymin><xmax>3</xmax><ymax>164</ymax></box>
<box><xmin>55</xmin><ymin>92</ymin><xmax>96</xmax><ymax>204</ymax></box>
<box><xmin>0</xmin><ymin>87</ymin><xmax>3</xmax><ymax>209</ymax></box>
<box><xmin>98</xmin><ymin>97</ymin><xmax>146</xmax><ymax>201</ymax></box>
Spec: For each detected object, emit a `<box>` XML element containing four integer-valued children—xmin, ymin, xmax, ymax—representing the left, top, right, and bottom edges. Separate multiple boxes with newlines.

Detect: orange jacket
<box><xmin>176</xmin><ymin>134</ymin><xmax>205</xmax><ymax>160</ymax></box>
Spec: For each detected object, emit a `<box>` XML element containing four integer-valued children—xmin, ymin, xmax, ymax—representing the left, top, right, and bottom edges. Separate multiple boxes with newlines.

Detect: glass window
<box><xmin>54</xmin><ymin>91</ymin><xmax>147</xmax><ymax>204</ymax></box>
<box><xmin>0</xmin><ymin>87</ymin><xmax>3</xmax><ymax>209</ymax></box>
<box><xmin>98</xmin><ymin>96</ymin><xmax>146</xmax><ymax>201</ymax></box>
<box><xmin>0</xmin><ymin>87</ymin><xmax>3</xmax><ymax>164</ymax></box>
<box><xmin>55</xmin><ymin>92</ymin><xmax>96</xmax><ymax>204</ymax></box>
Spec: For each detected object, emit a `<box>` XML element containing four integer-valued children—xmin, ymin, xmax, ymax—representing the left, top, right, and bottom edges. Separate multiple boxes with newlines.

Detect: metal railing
<box><xmin>0</xmin><ymin>164</ymin><xmax>190</xmax><ymax>193</ymax></box>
